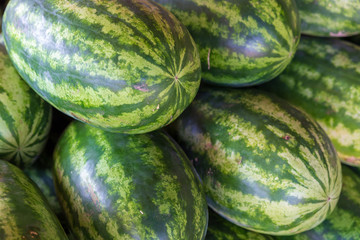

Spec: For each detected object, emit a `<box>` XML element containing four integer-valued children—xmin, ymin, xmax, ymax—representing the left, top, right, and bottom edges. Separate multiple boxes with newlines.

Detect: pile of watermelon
<box><xmin>0</xmin><ymin>0</ymin><xmax>360</xmax><ymax>239</ymax></box>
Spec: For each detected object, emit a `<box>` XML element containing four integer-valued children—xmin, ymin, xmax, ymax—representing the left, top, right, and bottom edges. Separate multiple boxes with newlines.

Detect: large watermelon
<box><xmin>0</xmin><ymin>160</ymin><xmax>67</xmax><ymax>239</ymax></box>
<box><xmin>294</xmin><ymin>0</ymin><xmax>360</xmax><ymax>37</ymax></box>
<box><xmin>277</xmin><ymin>165</ymin><xmax>360</xmax><ymax>240</ymax></box>
<box><xmin>0</xmin><ymin>35</ymin><xmax>52</xmax><ymax>168</ymax></box>
<box><xmin>153</xmin><ymin>0</ymin><xmax>300</xmax><ymax>86</ymax></box>
<box><xmin>53</xmin><ymin>121</ymin><xmax>208</xmax><ymax>239</ymax></box>
<box><xmin>170</xmin><ymin>86</ymin><xmax>342</xmax><ymax>235</ymax></box>
<box><xmin>206</xmin><ymin>209</ymin><xmax>274</xmax><ymax>240</ymax></box>
<box><xmin>2</xmin><ymin>0</ymin><xmax>201</xmax><ymax>134</ymax></box>
<box><xmin>260</xmin><ymin>37</ymin><xmax>360</xmax><ymax>167</ymax></box>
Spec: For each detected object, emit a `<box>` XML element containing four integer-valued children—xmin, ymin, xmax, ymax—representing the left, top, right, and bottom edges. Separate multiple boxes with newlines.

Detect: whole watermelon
<box><xmin>170</xmin><ymin>86</ymin><xmax>342</xmax><ymax>235</ymax></box>
<box><xmin>294</xmin><ymin>0</ymin><xmax>360</xmax><ymax>37</ymax></box>
<box><xmin>277</xmin><ymin>165</ymin><xmax>360</xmax><ymax>240</ymax></box>
<box><xmin>261</xmin><ymin>37</ymin><xmax>360</xmax><ymax>167</ymax></box>
<box><xmin>2</xmin><ymin>0</ymin><xmax>201</xmax><ymax>134</ymax></box>
<box><xmin>0</xmin><ymin>35</ymin><xmax>52</xmax><ymax>168</ymax></box>
<box><xmin>53</xmin><ymin>121</ymin><xmax>208</xmax><ymax>239</ymax></box>
<box><xmin>0</xmin><ymin>160</ymin><xmax>67</xmax><ymax>239</ymax></box>
<box><xmin>153</xmin><ymin>0</ymin><xmax>300</xmax><ymax>86</ymax></box>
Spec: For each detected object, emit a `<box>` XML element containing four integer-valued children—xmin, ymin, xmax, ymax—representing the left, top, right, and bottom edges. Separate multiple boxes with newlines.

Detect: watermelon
<box><xmin>0</xmin><ymin>160</ymin><xmax>67</xmax><ymax>239</ymax></box>
<box><xmin>53</xmin><ymin>121</ymin><xmax>208</xmax><ymax>239</ymax></box>
<box><xmin>170</xmin><ymin>86</ymin><xmax>342</xmax><ymax>235</ymax></box>
<box><xmin>206</xmin><ymin>209</ymin><xmax>274</xmax><ymax>240</ymax></box>
<box><xmin>0</xmin><ymin>35</ymin><xmax>52</xmax><ymax>168</ymax></box>
<box><xmin>294</xmin><ymin>0</ymin><xmax>360</xmax><ymax>37</ymax></box>
<box><xmin>153</xmin><ymin>0</ymin><xmax>300</xmax><ymax>87</ymax></box>
<box><xmin>2</xmin><ymin>0</ymin><xmax>201</xmax><ymax>134</ymax></box>
<box><xmin>260</xmin><ymin>37</ymin><xmax>360</xmax><ymax>167</ymax></box>
<box><xmin>276</xmin><ymin>165</ymin><xmax>360</xmax><ymax>240</ymax></box>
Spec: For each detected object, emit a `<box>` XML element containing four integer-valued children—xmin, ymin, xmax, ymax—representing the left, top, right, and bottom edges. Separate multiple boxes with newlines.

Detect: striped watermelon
<box><xmin>0</xmin><ymin>37</ymin><xmax>52</xmax><ymax>168</ymax></box>
<box><xmin>0</xmin><ymin>160</ymin><xmax>67</xmax><ymax>239</ymax></box>
<box><xmin>153</xmin><ymin>0</ymin><xmax>300</xmax><ymax>87</ymax></box>
<box><xmin>260</xmin><ymin>37</ymin><xmax>360</xmax><ymax>167</ymax></box>
<box><xmin>2</xmin><ymin>0</ymin><xmax>201</xmax><ymax>134</ymax></box>
<box><xmin>277</xmin><ymin>165</ymin><xmax>360</xmax><ymax>240</ymax></box>
<box><xmin>206</xmin><ymin>209</ymin><xmax>274</xmax><ymax>240</ymax></box>
<box><xmin>295</xmin><ymin>0</ymin><xmax>360</xmax><ymax>37</ymax></box>
<box><xmin>170</xmin><ymin>86</ymin><xmax>342</xmax><ymax>235</ymax></box>
<box><xmin>53</xmin><ymin>121</ymin><xmax>208</xmax><ymax>239</ymax></box>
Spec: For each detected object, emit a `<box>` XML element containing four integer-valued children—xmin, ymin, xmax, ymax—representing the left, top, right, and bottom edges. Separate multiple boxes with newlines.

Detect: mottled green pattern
<box><xmin>53</xmin><ymin>122</ymin><xmax>208</xmax><ymax>240</ymax></box>
<box><xmin>206</xmin><ymin>209</ymin><xmax>274</xmax><ymax>240</ymax></box>
<box><xmin>277</xmin><ymin>165</ymin><xmax>360</xmax><ymax>240</ymax></box>
<box><xmin>0</xmin><ymin>160</ymin><xmax>67</xmax><ymax>239</ymax></box>
<box><xmin>0</xmin><ymin>40</ymin><xmax>52</xmax><ymax>168</ymax></box>
<box><xmin>295</xmin><ymin>0</ymin><xmax>360</xmax><ymax>37</ymax></box>
<box><xmin>3</xmin><ymin>0</ymin><xmax>200</xmax><ymax>134</ymax></box>
<box><xmin>154</xmin><ymin>0</ymin><xmax>300</xmax><ymax>86</ymax></box>
<box><xmin>24</xmin><ymin>166</ymin><xmax>61</xmax><ymax>216</ymax></box>
<box><xmin>261</xmin><ymin>37</ymin><xmax>360</xmax><ymax>167</ymax></box>
<box><xmin>171</xmin><ymin>87</ymin><xmax>342</xmax><ymax>235</ymax></box>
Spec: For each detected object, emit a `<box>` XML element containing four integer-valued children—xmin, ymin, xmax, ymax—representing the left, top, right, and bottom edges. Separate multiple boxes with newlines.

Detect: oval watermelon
<box><xmin>0</xmin><ymin>36</ymin><xmax>52</xmax><ymax>168</ymax></box>
<box><xmin>2</xmin><ymin>0</ymin><xmax>201</xmax><ymax>134</ymax></box>
<box><xmin>294</xmin><ymin>0</ymin><xmax>360</xmax><ymax>37</ymax></box>
<box><xmin>260</xmin><ymin>37</ymin><xmax>360</xmax><ymax>167</ymax></box>
<box><xmin>153</xmin><ymin>0</ymin><xmax>300</xmax><ymax>87</ymax></box>
<box><xmin>0</xmin><ymin>160</ymin><xmax>67</xmax><ymax>239</ymax></box>
<box><xmin>170</xmin><ymin>86</ymin><xmax>342</xmax><ymax>235</ymax></box>
<box><xmin>53</xmin><ymin>121</ymin><xmax>208</xmax><ymax>239</ymax></box>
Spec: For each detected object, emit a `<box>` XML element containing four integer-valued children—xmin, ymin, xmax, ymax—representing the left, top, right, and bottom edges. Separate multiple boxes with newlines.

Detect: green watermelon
<box><xmin>170</xmin><ymin>86</ymin><xmax>342</xmax><ymax>235</ymax></box>
<box><xmin>294</xmin><ymin>0</ymin><xmax>360</xmax><ymax>37</ymax></box>
<box><xmin>2</xmin><ymin>0</ymin><xmax>201</xmax><ymax>134</ymax></box>
<box><xmin>260</xmin><ymin>37</ymin><xmax>360</xmax><ymax>167</ymax></box>
<box><xmin>153</xmin><ymin>0</ymin><xmax>300</xmax><ymax>86</ymax></box>
<box><xmin>0</xmin><ymin>160</ymin><xmax>67</xmax><ymax>239</ymax></box>
<box><xmin>53</xmin><ymin>121</ymin><xmax>208</xmax><ymax>239</ymax></box>
<box><xmin>276</xmin><ymin>165</ymin><xmax>360</xmax><ymax>240</ymax></box>
<box><xmin>206</xmin><ymin>209</ymin><xmax>274</xmax><ymax>240</ymax></box>
<box><xmin>0</xmin><ymin>35</ymin><xmax>52</xmax><ymax>168</ymax></box>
